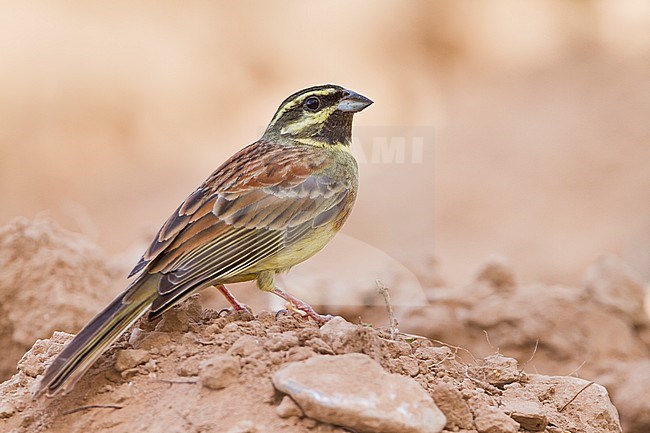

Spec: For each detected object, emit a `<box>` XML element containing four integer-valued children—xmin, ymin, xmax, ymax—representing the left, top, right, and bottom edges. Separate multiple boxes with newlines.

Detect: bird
<box><xmin>35</xmin><ymin>84</ymin><xmax>372</xmax><ymax>396</ymax></box>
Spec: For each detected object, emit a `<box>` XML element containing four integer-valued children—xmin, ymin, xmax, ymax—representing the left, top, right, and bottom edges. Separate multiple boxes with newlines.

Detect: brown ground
<box><xmin>0</xmin><ymin>299</ymin><xmax>622</xmax><ymax>433</ymax></box>
<box><xmin>1</xmin><ymin>217</ymin><xmax>647</xmax><ymax>433</ymax></box>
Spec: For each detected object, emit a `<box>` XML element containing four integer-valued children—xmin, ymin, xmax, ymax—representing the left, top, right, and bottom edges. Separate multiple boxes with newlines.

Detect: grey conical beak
<box><xmin>337</xmin><ymin>89</ymin><xmax>373</xmax><ymax>113</ymax></box>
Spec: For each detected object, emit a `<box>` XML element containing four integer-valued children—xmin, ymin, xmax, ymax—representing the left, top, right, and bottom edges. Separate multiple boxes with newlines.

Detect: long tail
<box><xmin>35</xmin><ymin>274</ymin><xmax>161</xmax><ymax>397</ymax></box>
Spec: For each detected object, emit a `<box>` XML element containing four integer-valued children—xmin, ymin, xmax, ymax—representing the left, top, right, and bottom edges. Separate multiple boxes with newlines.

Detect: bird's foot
<box><xmin>215</xmin><ymin>285</ymin><xmax>253</xmax><ymax>316</ymax></box>
<box><xmin>271</xmin><ymin>288</ymin><xmax>332</xmax><ymax>325</ymax></box>
<box><xmin>218</xmin><ymin>305</ymin><xmax>254</xmax><ymax>317</ymax></box>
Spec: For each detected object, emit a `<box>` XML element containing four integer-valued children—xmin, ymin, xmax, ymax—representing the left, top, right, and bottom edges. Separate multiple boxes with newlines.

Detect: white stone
<box><xmin>273</xmin><ymin>353</ymin><xmax>446</xmax><ymax>433</ymax></box>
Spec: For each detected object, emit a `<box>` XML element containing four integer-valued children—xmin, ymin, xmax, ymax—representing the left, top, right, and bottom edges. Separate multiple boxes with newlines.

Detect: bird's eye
<box><xmin>303</xmin><ymin>96</ymin><xmax>321</xmax><ymax>112</ymax></box>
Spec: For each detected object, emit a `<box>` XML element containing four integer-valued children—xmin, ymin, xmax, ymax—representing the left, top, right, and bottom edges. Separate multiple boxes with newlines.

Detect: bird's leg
<box><xmin>271</xmin><ymin>287</ymin><xmax>332</xmax><ymax>325</ymax></box>
<box><xmin>256</xmin><ymin>270</ymin><xmax>331</xmax><ymax>324</ymax></box>
<box><xmin>214</xmin><ymin>284</ymin><xmax>249</xmax><ymax>312</ymax></box>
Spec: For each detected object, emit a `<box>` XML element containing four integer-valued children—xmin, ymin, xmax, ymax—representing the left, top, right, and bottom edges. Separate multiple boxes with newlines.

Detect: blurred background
<box><xmin>1</xmin><ymin>0</ymin><xmax>649</xmax><ymax>292</ymax></box>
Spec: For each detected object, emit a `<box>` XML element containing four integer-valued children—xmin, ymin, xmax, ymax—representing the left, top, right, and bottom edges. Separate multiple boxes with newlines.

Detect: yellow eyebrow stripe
<box><xmin>267</xmin><ymin>88</ymin><xmax>338</xmax><ymax>130</ymax></box>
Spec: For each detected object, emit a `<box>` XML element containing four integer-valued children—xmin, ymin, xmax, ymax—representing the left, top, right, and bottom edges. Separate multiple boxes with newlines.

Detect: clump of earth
<box><xmin>1</xmin><ymin>217</ymin><xmax>648</xmax><ymax>432</ymax></box>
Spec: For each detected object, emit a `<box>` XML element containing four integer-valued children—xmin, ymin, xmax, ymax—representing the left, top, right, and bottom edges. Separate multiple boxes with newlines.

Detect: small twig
<box><xmin>430</xmin><ymin>351</ymin><xmax>457</xmax><ymax>367</ymax></box>
<box><xmin>194</xmin><ymin>338</ymin><xmax>217</xmax><ymax>346</ymax></box>
<box><xmin>519</xmin><ymin>339</ymin><xmax>539</xmax><ymax>375</ymax></box>
<box><xmin>393</xmin><ymin>333</ymin><xmax>478</xmax><ymax>366</ymax></box>
<box><xmin>156</xmin><ymin>379</ymin><xmax>198</xmax><ymax>385</ymax></box>
<box><xmin>376</xmin><ymin>280</ymin><xmax>399</xmax><ymax>339</ymax></box>
<box><xmin>566</xmin><ymin>360</ymin><xmax>587</xmax><ymax>377</ymax></box>
<box><xmin>483</xmin><ymin>330</ymin><xmax>498</xmax><ymax>353</ymax></box>
<box><xmin>559</xmin><ymin>381</ymin><xmax>595</xmax><ymax>412</ymax></box>
<box><xmin>464</xmin><ymin>373</ymin><xmax>501</xmax><ymax>396</ymax></box>
<box><xmin>431</xmin><ymin>339</ymin><xmax>479</xmax><ymax>365</ymax></box>
<box><xmin>398</xmin><ymin>332</ymin><xmax>427</xmax><ymax>341</ymax></box>
<box><xmin>62</xmin><ymin>405</ymin><xmax>123</xmax><ymax>416</ymax></box>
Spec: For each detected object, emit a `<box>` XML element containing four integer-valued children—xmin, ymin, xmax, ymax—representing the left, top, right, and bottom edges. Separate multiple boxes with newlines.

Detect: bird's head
<box><xmin>264</xmin><ymin>84</ymin><xmax>373</xmax><ymax>147</ymax></box>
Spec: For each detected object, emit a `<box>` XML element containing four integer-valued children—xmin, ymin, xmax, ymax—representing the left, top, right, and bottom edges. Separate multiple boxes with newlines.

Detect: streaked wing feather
<box><xmin>159</xmin><ymin>229</ymin><xmax>282</xmax><ymax>292</ymax></box>
<box><xmin>127</xmin><ymin>192</ymin><xmax>213</xmax><ymax>278</ymax></box>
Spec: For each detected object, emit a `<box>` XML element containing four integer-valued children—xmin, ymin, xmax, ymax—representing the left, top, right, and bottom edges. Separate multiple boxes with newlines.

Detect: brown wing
<box><xmin>127</xmin><ymin>140</ymin><xmax>353</xmax><ymax>314</ymax></box>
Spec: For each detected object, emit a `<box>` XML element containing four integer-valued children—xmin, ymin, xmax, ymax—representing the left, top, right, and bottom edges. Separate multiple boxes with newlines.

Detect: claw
<box><xmin>274</xmin><ymin>308</ymin><xmax>294</xmax><ymax>319</ymax></box>
<box><xmin>218</xmin><ymin>305</ymin><xmax>252</xmax><ymax>317</ymax></box>
<box><xmin>271</xmin><ymin>288</ymin><xmax>332</xmax><ymax>325</ymax></box>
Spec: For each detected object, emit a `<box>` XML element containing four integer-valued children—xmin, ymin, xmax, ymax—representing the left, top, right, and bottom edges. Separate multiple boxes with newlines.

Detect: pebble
<box><xmin>227</xmin><ymin>335</ymin><xmax>262</xmax><ymax>357</ymax></box>
<box><xmin>429</xmin><ymin>382</ymin><xmax>473</xmax><ymax>430</ymax></box>
<box><xmin>474</xmin><ymin>406</ymin><xmax>520</xmax><ymax>433</ymax></box>
<box><xmin>275</xmin><ymin>395</ymin><xmax>303</xmax><ymax>418</ymax></box>
<box><xmin>481</xmin><ymin>354</ymin><xmax>521</xmax><ymax>387</ymax></box>
<box><xmin>304</xmin><ymin>337</ymin><xmax>334</xmax><ymax>354</ymax></box>
<box><xmin>0</xmin><ymin>402</ymin><xmax>15</xmax><ymax>419</ymax></box>
<box><xmin>319</xmin><ymin>316</ymin><xmax>364</xmax><ymax>354</ymax></box>
<box><xmin>272</xmin><ymin>353</ymin><xmax>446</xmax><ymax>433</ymax></box>
<box><xmin>177</xmin><ymin>359</ymin><xmax>200</xmax><ymax>377</ymax></box>
<box><xmin>510</xmin><ymin>410</ymin><xmax>547</xmax><ymax>431</ymax></box>
<box><xmin>398</xmin><ymin>355</ymin><xmax>420</xmax><ymax>377</ymax></box>
<box><xmin>199</xmin><ymin>355</ymin><xmax>240</xmax><ymax>390</ymax></box>
<box><xmin>501</xmin><ymin>394</ymin><xmax>547</xmax><ymax>431</ymax></box>
<box><xmin>286</xmin><ymin>346</ymin><xmax>315</xmax><ymax>362</ymax></box>
<box><xmin>264</xmin><ymin>332</ymin><xmax>299</xmax><ymax>351</ymax></box>
<box><xmin>115</xmin><ymin>349</ymin><xmax>150</xmax><ymax>372</ymax></box>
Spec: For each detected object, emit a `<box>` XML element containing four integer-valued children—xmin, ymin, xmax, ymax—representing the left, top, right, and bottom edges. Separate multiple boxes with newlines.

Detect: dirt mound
<box><xmin>0</xmin><ymin>298</ymin><xmax>622</xmax><ymax>433</ymax></box>
<box><xmin>0</xmin><ymin>217</ymin><xmax>120</xmax><ymax>381</ymax></box>
<box><xmin>383</xmin><ymin>255</ymin><xmax>650</xmax><ymax>433</ymax></box>
<box><xmin>0</xmin><ymin>217</ymin><xmax>643</xmax><ymax>432</ymax></box>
